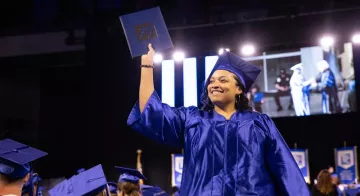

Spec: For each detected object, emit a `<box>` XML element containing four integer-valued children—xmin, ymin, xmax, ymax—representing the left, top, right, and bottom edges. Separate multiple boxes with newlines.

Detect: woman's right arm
<box><xmin>139</xmin><ymin>44</ymin><xmax>155</xmax><ymax>112</ymax></box>
<box><xmin>127</xmin><ymin>44</ymin><xmax>193</xmax><ymax>148</ymax></box>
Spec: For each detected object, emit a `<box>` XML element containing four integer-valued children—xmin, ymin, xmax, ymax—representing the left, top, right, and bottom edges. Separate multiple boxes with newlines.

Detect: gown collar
<box><xmin>212</xmin><ymin>110</ymin><xmax>239</xmax><ymax>121</ymax></box>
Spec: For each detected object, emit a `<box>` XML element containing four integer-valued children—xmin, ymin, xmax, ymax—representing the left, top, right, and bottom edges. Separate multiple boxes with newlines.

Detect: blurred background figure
<box><xmin>274</xmin><ymin>68</ymin><xmax>293</xmax><ymax>111</ymax></box>
<box><xmin>116</xmin><ymin>167</ymin><xmax>146</xmax><ymax>196</ymax></box>
<box><xmin>312</xmin><ymin>60</ymin><xmax>342</xmax><ymax>114</ymax></box>
<box><xmin>346</xmin><ymin>60</ymin><xmax>357</xmax><ymax>112</ymax></box>
<box><xmin>0</xmin><ymin>139</ymin><xmax>47</xmax><ymax>196</ymax></box>
<box><xmin>311</xmin><ymin>169</ymin><xmax>339</xmax><ymax>196</ymax></box>
<box><xmin>247</xmin><ymin>84</ymin><xmax>264</xmax><ymax>113</ymax></box>
<box><xmin>290</xmin><ymin>63</ymin><xmax>312</xmax><ymax>116</ymax></box>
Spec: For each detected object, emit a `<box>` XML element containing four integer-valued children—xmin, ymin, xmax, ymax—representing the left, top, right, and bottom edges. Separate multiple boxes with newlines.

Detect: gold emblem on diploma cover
<box><xmin>135</xmin><ymin>23</ymin><xmax>158</xmax><ymax>41</ymax></box>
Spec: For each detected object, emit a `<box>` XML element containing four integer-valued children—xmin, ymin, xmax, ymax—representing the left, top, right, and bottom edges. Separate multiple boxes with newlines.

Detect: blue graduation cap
<box><xmin>0</xmin><ymin>139</ymin><xmax>47</xmax><ymax>179</ymax></box>
<box><xmin>206</xmin><ymin>51</ymin><xmax>261</xmax><ymax>93</ymax></box>
<box><xmin>119</xmin><ymin>6</ymin><xmax>173</xmax><ymax>58</ymax></box>
<box><xmin>48</xmin><ymin>179</ymin><xmax>74</xmax><ymax>196</ymax></box>
<box><xmin>141</xmin><ymin>185</ymin><xmax>170</xmax><ymax>196</ymax></box>
<box><xmin>71</xmin><ymin>164</ymin><xmax>109</xmax><ymax>196</ymax></box>
<box><xmin>115</xmin><ymin>166</ymin><xmax>146</xmax><ymax>183</ymax></box>
<box><xmin>108</xmin><ymin>182</ymin><xmax>118</xmax><ymax>194</ymax></box>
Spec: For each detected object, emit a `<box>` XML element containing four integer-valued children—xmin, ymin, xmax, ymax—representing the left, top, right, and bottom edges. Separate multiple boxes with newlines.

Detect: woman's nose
<box><xmin>209</xmin><ymin>82</ymin><xmax>220</xmax><ymax>89</ymax></box>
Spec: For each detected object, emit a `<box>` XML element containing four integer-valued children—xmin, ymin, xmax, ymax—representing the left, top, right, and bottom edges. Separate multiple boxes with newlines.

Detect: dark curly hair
<box><xmin>201</xmin><ymin>74</ymin><xmax>252</xmax><ymax>112</ymax></box>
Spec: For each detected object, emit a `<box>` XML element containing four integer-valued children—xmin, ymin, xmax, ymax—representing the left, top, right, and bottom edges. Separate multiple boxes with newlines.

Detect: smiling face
<box><xmin>207</xmin><ymin>70</ymin><xmax>242</xmax><ymax>107</ymax></box>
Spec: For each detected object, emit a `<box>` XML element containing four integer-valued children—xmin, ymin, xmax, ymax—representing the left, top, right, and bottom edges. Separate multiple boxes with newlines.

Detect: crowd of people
<box><xmin>0</xmin><ymin>139</ymin><xmax>176</xmax><ymax>196</ymax></box>
<box><xmin>311</xmin><ymin>167</ymin><xmax>360</xmax><ymax>196</ymax></box>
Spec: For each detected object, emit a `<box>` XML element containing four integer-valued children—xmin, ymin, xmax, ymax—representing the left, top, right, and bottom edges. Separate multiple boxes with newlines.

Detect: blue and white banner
<box><xmin>171</xmin><ymin>154</ymin><xmax>184</xmax><ymax>187</ymax></box>
<box><xmin>290</xmin><ymin>149</ymin><xmax>310</xmax><ymax>183</ymax></box>
<box><xmin>335</xmin><ymin>146</ymin><xmax>358</xmax><ymax>184</ymax></box>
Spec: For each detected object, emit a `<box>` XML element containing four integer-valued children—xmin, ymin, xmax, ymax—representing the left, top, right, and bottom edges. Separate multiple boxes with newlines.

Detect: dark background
<box><xmin>0</xmin><ymin>0</ymin><xmax>360</xmax><ymax>192</ymax></box>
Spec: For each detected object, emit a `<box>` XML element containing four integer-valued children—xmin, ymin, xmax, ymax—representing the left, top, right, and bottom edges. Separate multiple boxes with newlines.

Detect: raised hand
<box><xmin>141</xmin><ymin>43</ymin><xmax>155</xmax><ymax>66</ymax></box>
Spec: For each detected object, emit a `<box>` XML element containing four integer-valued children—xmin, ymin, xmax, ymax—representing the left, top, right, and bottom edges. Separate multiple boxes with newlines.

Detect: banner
<box><xmin>335</xmin><ymin>146</ymin><xmax>358</xmax><ymax>184</ymax></box>
<box><xmin>290</xmin><ymin>149</ymin><xmax>310</xmax><ymax>183</ymax></box>
<box><xmin>171</xmin><ymin>154</ymin><xmax>184</xmax><ymax>187</ymax></box>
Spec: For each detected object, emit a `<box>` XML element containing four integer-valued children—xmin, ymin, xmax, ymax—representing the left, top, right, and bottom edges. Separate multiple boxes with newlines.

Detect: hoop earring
<box><xmin>235</xmin><ymin>94</ymin><xmax>240</xmax><ymax>105</ymax></box>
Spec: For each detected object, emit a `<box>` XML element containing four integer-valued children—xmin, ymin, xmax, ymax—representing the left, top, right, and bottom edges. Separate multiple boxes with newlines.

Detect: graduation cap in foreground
<box><xmin>71</xmin><ymin>164</ymin><xmax>109</xmax><ymax>196</ymax></box>
<box><xmin>0</xmin><ymin>139</ymin><xmax>47</xmax><ymax>179</ymax></box>
<box><xmin>48</xmin><ymin>179</ymin><xmax>74</xmax><ymax>196</ymax></box>
<box><xmin>141</xmin><ymin>185</ymin><xmax>170</xmax><ymax>196</ymax></box>
<box><xmin>119</xmin><ymin>6</ymin><xmax>173</xmax><ymax>58</ymax></box>
<box><xmin>206</xmin><ymin>51</ymin><xmax>261</xmax><ymax>93</ymax></box>
<box><xmin>115</xmin><ymin>166</ymin><xmax>146</xmax><ymax>183</ymax></box>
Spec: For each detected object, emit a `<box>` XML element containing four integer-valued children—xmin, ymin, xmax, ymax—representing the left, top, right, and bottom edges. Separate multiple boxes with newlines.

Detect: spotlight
<box><xmin>153</xmin><ymin>54</ymin><xmax>163</xmax><ymax>63</ymax></box>
<box><xmin>218</xmin><ymin>48</ymin><xmax>230</xmax><ymax>55</ymax></box>
<box><xmin>352</xmin><ymin>34</ymin><xmax>360</xmax><ymax>44</ymax></box>
<box><xmin>320</xmin><ymin>36</ymin><xmax>335</xmax><ymax>48</ymax></box>
<box><xmin>173</xmin><ymin>51</ymin><xmax>185</xmax><ymax>62</ymax></box>
<box><xmin>241</xmin><ymin>44</ymin><xmax>255</xmax><ymax>56</ymax></box>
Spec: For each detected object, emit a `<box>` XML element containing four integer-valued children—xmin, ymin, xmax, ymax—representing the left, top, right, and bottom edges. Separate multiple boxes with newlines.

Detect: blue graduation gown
<box><xmin>128</xmin><ymin>91</ymin><xmax>310</xmax><ymax>196</ymax></box>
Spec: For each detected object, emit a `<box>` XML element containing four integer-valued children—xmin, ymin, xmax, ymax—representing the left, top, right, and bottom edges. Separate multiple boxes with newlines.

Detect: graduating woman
<box><xmin>127</xmin><ymin>44</ymin><xmax>310</xmax><ymax>195</ymax></box>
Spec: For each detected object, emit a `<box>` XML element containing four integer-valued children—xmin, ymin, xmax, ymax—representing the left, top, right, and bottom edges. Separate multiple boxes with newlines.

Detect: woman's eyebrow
<box><xmin>211</xmin><ymin>76</ymin><xmax>228</xmax><ymax>80</ymax></box>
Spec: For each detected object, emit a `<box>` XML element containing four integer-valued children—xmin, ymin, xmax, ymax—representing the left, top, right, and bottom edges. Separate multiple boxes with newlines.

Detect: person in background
<box><xmin>128</xmin><ymin>45</ymin><xmax>310</xmax><ymax>195</ymax></box>
<box><xmin>247</xmin><ymin>84</ymin><xmax>264</xmax><ymax>113</ymax></box>
<box><xmin>348</xmin><ymin>79</ymin><xmax>356</xmax><ymax>112</ymax></box>
<box><xmin>312</xmin><ymin>60</ymin><xmax>342</xmax><ymax>114</ymax></box>
<box><xmin>274</xmin><ymin>68</ymin><xmax>293</xmax><ymax>111</ymax></box>
<box><xmin>116</xmin><ymin>167</ymin><xmax>145</xmax><ymax>196</ymax></box>
<box><xmin>0</xmin><ymin>139</ymin><xmax>47</xmax><ymax>196</ymax></box>
<box><xmin>290</xmin><ymin>63</ymin><xmax>312</xmax><ymax>116</ymax></box>
<box><xmin>311</xmin><ymin>170</ymin><xmax>339</xmax><ymax>196</ymax></box>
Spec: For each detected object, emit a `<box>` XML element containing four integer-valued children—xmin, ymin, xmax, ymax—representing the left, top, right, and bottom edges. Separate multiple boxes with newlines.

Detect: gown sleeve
<box><xmin>127</xmin><ymin>91</ymin><xmax>195</xmax><ymax>148</ymax></box>
<box><xmin>316</xmin><ymin>71</ymin><xmax>332</xmax><ymax>91</ymax></box>
<box><xmin>261</xmin><ymin>114</ymin><xmax>310</xmax><ymax>196</ymax></box>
